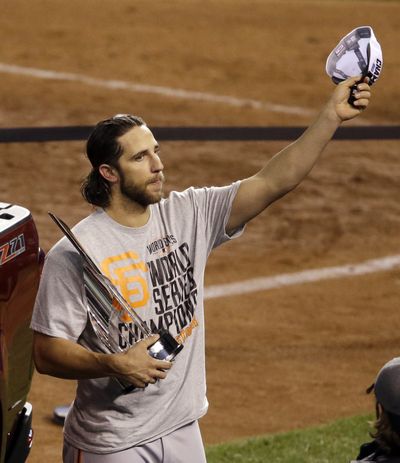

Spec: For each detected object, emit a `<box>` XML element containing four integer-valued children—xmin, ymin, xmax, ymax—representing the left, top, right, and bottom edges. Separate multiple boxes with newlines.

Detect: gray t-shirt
<box><xmin>31</xmin><ymin>182</ymin><xmax>243</xmax><ymax>453</ymax></box>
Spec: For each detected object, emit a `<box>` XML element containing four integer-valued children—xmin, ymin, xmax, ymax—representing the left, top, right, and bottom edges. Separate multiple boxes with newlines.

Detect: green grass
<box><xmin>206</xmin><ymin>414</ymin><xmax>375</xmax><ymax>463</ymax></box>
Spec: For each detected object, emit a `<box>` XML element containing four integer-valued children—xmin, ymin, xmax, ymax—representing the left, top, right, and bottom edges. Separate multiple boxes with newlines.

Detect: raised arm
<box><xmin>226</xmin><ymin>76</ymin><xmax>371</xmax><ymax>234</ymax></box>
<box><xmin>33</xmin><ymin>332</ymin><xmax>171</xmax><ymax>389</ymax></box>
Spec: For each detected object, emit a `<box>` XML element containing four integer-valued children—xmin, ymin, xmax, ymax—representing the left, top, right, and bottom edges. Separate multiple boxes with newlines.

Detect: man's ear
<box><xmin>98</xmin><ymin>164</ymin><xmax>119</xmax><ymax>184</ymax></box>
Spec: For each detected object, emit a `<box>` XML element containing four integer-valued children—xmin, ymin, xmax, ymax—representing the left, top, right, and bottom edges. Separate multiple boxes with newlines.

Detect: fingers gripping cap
<box><xmin>326</xmin><ymin>26</ymin><xmax>383</xmax><ymax>85</ymax></box>
<box><xmin>374</xmin><ymin>358</ymin><xmax>400</xmax><ymax>415</ymax></box>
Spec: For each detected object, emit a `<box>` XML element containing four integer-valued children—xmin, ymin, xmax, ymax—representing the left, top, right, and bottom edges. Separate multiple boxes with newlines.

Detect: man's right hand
<box><xmin>112</xmin><ymin>335</ymin><xmax>172</xmax><ymax>388</ymax></box>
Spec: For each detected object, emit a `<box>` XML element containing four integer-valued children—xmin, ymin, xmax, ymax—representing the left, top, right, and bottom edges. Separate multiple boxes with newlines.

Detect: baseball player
<box><xmin>31</xmin><ymin>76</ymin><xmax>371</xmax><ymax>463</ymax></box>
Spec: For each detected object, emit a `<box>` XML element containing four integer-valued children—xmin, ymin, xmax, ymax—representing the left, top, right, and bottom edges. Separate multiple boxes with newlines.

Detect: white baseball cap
<box><xmin>326</xmin><ymin>26</ymin><xmax>383</xmax><ymax>85</ymax></box>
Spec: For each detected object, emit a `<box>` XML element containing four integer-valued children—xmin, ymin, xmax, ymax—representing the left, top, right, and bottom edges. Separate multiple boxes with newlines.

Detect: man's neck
<box><xmin>104</xmin><ymin>197</ymin><xmax>151</xmax><ymax>228</ymax></box>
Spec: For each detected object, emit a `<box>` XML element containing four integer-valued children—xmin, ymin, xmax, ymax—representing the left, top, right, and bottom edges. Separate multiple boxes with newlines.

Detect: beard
<box><xmin>117</xmin><ymin>168</ymin><xmax>165</xmax><ymax>207</ymax></box>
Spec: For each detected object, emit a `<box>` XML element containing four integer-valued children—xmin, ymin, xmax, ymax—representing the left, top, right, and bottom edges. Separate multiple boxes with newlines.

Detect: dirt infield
<box><xmin>1</xmin><ymin>1</ymin><xmax>400</xmax><ymax>461</ymax></box>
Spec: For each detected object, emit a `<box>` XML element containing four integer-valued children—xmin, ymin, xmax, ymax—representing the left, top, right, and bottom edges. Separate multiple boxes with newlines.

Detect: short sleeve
<box><xmin>30</xmin><ymin>240</ymin><xmax>88</xmax><ymax>342</ymax></box>
<box><xmin>190</xmin><ymin>181</ymin><xmax>245</xmax><ymax>253</ymax></box>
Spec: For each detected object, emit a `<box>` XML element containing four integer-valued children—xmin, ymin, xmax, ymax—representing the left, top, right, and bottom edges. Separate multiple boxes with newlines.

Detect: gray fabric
<box><xmin>31</xmin><ymin>183</ymin><xmax>243</xmax><ymax>453</ymax></box>
<box><xmin>63</xmin><ymin>421</ymin><xmax>206</xmax><ymax>463</ymax></box>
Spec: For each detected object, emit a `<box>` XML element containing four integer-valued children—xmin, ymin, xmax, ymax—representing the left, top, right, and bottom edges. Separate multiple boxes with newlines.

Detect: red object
<box><xmin>0</xmin><ymin>203</ymin><xmax>43</xmax><ymax>463</ymax></box>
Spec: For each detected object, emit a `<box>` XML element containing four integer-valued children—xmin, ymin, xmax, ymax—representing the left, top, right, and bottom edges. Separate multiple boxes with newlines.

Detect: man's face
<box><xmin>115</xmin><ymin>125</ymin><xmax>164</xmax><ymax>207</ymax></box>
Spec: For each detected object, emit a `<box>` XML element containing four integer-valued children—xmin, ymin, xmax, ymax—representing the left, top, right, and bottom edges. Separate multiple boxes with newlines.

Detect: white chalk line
<box><xmin>0</xmin><ymin>62</ymin><xmax>315</xmax><ymax>117</ymax></box>
<box><xmin>204</xmin><ymin>254</ymin><xmax>400</xmax><ymax>300</ymax></box>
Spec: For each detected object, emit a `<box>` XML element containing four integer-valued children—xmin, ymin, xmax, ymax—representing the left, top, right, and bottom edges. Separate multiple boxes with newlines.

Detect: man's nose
<box><xmin>151</xmin><ymin>153</ymin><xmax>164</xmax><ymax>172</ymax></box>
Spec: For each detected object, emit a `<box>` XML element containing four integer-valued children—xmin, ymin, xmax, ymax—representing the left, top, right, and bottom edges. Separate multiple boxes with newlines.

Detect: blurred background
<box><xmin>0</xmin><ymin>1</ymin><xmax>399</xmax><ymax>461</ymax></box>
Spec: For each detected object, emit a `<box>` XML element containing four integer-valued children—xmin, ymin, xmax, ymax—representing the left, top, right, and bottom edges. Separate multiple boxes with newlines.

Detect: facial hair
<box><xmin>118</xmin><ymin>167</ymin><xmax>164</xmax><ymax>207</ymax></box>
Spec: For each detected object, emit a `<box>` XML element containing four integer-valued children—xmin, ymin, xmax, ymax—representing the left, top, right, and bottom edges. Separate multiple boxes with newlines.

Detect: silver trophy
<box><xmin>48</xmin><ymin>212</ymin><xmax>183</xmax><ymax>393</ymax></box>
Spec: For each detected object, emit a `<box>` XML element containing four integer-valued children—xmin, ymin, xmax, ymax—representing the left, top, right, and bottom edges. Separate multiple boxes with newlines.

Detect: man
<box><xmin>351</xmin><ymin>358</ymin><xmax>400</xmax><ymax>462</ymax></box>
<box><xmin>31</xmin><ymin>76</ymin><xmax>371</xmax><ymax>463</ymax></box>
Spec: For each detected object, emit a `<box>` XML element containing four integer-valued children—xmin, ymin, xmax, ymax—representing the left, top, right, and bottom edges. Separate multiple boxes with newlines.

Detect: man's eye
<box><xmin>134</xmin><ymin>154</ymin><xmax>145</xmax><ymax>161</ymax></box>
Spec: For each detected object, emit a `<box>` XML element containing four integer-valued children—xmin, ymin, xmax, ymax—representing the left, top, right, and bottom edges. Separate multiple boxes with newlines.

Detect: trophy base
<box><xmin>122</xmin><ymin>331</ymin><xmax>183</xmax><ymax>394</ymax></box>
<box><xmin>148</xmin><ymin>330</ymin><xmax>184</xmax><ymax>361</ymax></box>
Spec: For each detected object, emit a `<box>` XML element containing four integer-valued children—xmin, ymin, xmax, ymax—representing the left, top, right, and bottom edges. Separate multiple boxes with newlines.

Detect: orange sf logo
<box><xmin>101</xmin><ymin>251</ymin><xmax>149</xmax><ymax>323</ymax></box>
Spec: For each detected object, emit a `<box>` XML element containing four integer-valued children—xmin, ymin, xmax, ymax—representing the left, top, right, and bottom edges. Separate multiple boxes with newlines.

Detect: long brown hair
<box><xmin>371</xmin><ymin>402</ymin><xmax>400</xmax><ymax>453</ymax></box>
<box><xmin>81</xmin><ymin>114</ymin><xmax>145</xmax><ymax>208</ymax></box>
